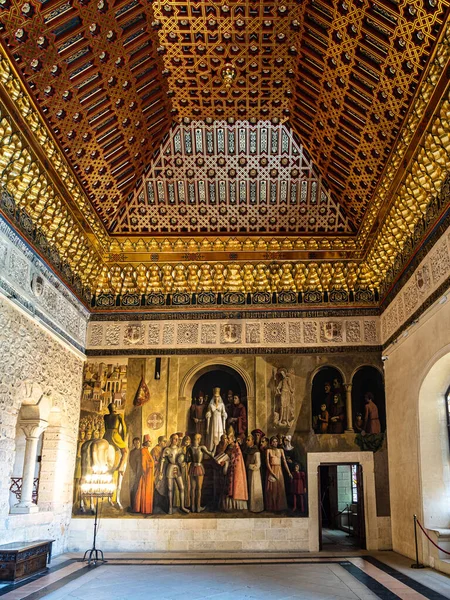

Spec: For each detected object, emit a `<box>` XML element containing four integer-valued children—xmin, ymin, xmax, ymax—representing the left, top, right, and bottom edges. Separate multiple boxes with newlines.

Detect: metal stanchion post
<box><xmin>411</xmin><ymin>514</ymin><xmax>425</xmax><ymax>569</ymax></box>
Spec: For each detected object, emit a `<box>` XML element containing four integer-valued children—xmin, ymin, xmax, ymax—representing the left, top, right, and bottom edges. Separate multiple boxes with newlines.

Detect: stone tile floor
<box><xmin>0</xmin><ymin>552</ymin><xmax>449</xmax><ymax>600</ymax></box>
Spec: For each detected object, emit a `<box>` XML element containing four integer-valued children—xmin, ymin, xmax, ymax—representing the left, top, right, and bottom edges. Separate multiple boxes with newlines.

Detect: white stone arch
<box><xmin>10</xmin><ymin>380</ymin><xmax>53</xmax><ymax>513</ymax></box>
<box><xmin>417</xmin><ymin>343</ymin><xmax>450</xmax><ymax>539</ymax></box>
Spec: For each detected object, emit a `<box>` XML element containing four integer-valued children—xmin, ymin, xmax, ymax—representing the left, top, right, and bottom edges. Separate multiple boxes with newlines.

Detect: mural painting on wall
<box><xmin>352</xmin><ymin>366</ymin><xmax>386</xmax><ymax>452</ymax></box>
<box><xmin>74</xmin><ymin>360</ymin><xmax>308</xmax><ymax>518</ymax></box>
<box><xmin>311</xmin><ymin>368</ymin><xmax>346</xmax><ymax>434</ymax></box>
<box><xmin>311</xmin><ymin>366</ymin><xmax>386</xmax><ymax>452</ymax></box>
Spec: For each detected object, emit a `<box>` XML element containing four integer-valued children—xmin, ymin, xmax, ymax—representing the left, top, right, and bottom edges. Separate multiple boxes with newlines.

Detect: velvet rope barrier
<box><xmin>416</xmin><ymin>515</ymin><xmax>450</xmax><ymax>556</ymax></box>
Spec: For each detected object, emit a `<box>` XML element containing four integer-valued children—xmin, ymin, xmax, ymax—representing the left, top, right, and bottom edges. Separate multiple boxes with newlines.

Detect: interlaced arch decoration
<box><xmin>111</xmin><ymin>120</ymin><xmax>354</xmax><ymax>235</ymax></box>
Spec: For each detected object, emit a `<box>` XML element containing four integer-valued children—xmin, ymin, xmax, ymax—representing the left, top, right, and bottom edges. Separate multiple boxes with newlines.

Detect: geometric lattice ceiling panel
<box><xmin>111</xmin><ymin>120</ymin><xmax>355</xmax><ymax>235</ymax></box>
<box><xmin>0</xmin><ymin>0</ymin><xmax>173</xmax><ymax>223</ymax></box>
<box><xmin>0</xmin><ymin>0</ymin><xmax>448</xmax><ymax>239</ymax></box>
<box><xmin>290</xmin><ymin>0</ymin><xmax>450</xmax><ymax>223</ymax></box>
<box><xmin>151</xmin><ymin>0</ymin><xmax>300</xmax><ymax>121</ymax></box>
<box><xmin>151</xmin><ymin>0</ymin><xmax>449</xmax><ymax>233</ymax></box>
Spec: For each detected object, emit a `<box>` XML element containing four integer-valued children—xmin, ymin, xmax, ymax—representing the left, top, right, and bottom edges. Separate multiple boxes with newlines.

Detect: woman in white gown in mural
<box><xmin>205</xmin><ymin>388</ymin><xmax>227</xmax><ymax>452</ymax></box>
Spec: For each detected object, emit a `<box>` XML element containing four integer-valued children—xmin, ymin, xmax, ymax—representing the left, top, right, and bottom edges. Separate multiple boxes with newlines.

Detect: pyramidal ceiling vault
<box><xmin>0</xmin><ymin>0</ymin><xmax>448</xmax><ymax>239</ymax></box>
<box><xmin>111</xmin><ymin>120</ymin><xmax>355</xmax><ymax>235</ymax></box>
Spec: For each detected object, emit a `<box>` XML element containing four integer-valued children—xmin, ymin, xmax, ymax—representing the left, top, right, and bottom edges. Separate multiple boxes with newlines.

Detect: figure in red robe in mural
<box><xmin>190</xmin><ymin>392</ymin><xmax>207</xmax><ymax>440</ymax></box>
<box><xmin>133</xmin><ymin>434</ymin><xmax>155</xmax><ymax>514</ymax></box>
<box><xmin>215</xmin><ymin>434</ymin><xmax>248</xmax><ymax>511</ymax></box>
<box><xmin>226</xmin><ymin>394</ymin><xmax>247</xmax><ymax>442</ymax></box>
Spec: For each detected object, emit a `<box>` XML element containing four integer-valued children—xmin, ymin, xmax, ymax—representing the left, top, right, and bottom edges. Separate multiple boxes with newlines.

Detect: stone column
<box><xmin>344</xmin><ymin>384</ymin><xmax>354</xmax><ymax>432</ymax></box>
<box><xmin>11</xmin><ymin>420</ymin><xmax>47</xmax><ymax>514</ymax></box>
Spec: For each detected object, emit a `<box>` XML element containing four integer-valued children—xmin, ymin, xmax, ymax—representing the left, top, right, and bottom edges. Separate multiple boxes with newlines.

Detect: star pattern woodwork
<box><xmin>0</xmin><ymin>0</ymin><xmax>173</xmax><ymax>225</ymax></box>
<box><xmin>0</xmin><ymin>0</ymin><xmax>448</xmax><ymax>238</ymax></box>
<box><xmin>112</xmin><ymin>120</ymin><xmax>354</xmax><ymax>235</ymax></box>
<box><xmin>290</xmin><ymin>0</ymin><xmax>449</xmax><ymax>223</ymax></box>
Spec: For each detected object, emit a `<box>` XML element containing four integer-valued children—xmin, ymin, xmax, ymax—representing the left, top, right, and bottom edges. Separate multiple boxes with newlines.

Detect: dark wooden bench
<box><xmin>0</xmin><ymin>540</ymin><xmax>54</xmax><ymax>583</ymax></box>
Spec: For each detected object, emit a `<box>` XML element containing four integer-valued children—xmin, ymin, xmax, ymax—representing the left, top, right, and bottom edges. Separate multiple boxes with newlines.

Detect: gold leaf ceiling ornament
<box><xmin>111</xmin><ymin>120</ymin><xmax>355</xmax><ymax>235</ymax></box>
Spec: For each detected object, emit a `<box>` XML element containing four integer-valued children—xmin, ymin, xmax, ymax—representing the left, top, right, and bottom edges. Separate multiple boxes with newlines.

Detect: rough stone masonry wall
<box><xmin>0</xmin><ymin>298</ymin><xmax>84</xmax><ymax>554</ymax></box>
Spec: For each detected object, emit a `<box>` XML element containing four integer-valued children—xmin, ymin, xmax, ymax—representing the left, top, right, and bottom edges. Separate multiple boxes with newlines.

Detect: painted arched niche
<box><xmin>311</xmin><ymin>366</ymin><xmax>345</xmax><ymax>433</ymax></box>
<box><xmin>351</xmin><ymin>366</ymin><xmax>385</xmax><ymax>433</ymax></box>
<box><xmin>179</xmin><ymin>359</ymin><xmax>254</xmax><ymax>436</ymax></box>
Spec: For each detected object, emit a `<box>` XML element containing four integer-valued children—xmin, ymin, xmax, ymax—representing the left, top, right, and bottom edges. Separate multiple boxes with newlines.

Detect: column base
<box><xmin>10</xmin><ymin>504</ymin><xmax>39</xmax><ymax>514</ymax></box>
<box><xmin>345</xmin><ymin>428</ymin><xmax>354</xmax><ymax>433</ymax></box>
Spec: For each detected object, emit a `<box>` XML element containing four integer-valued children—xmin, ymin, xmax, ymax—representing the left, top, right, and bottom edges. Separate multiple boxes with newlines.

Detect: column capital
<box><xmin>19</xmin><ymin>418</ymin><xmax>48</xmax><ymax>440</ymax></box>
<box><xmin>344</xmin><ymin>383</ymin><xmax>353</xmax><ymax>391</ymax></box>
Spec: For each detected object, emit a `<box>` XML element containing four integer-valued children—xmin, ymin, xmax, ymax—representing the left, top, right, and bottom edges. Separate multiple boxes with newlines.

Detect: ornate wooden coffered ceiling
<box><xmin>0</xmin><ymin>0</ymin><xmax>449</xmax><ymax>309</ymax></box>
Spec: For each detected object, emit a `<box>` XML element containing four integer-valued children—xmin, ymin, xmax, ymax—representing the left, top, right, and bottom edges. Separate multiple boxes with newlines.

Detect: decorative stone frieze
<box><xmin>381</xmin><ymin>223</ymin><xmax>450</xmax><ymax>346</ymax></box>
<box><xmin>0</xmin><ymin>216</ymin><xmax>89</xmax><ymax>351</ymax></box>
<box><xmin>86</xmin><ymin>315</ymin><xmax>380</xmax><ymax>353</ymax></box>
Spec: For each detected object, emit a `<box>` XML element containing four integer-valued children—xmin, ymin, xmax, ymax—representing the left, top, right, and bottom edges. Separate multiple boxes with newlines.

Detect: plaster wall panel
<box><xmin>383</xmin><ymin>289</ymin><xmax>450</xmax><ymax>562</ymax></box>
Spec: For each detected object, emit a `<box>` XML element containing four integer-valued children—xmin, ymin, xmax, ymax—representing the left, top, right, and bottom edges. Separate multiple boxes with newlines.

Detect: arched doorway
<box><xmin>184</xmin><ymin>363</ymin><xmax>249</xmax><ymax>510</ymax></box>
<box><xmin>418</xmin><ymin>349</ymin><xmax>450</xmax><ymax>537</ymax></box>
<box><xmin>187</xmin><ymin>365</ymin><xmax>248</xmax><ymax>440</ymax></box>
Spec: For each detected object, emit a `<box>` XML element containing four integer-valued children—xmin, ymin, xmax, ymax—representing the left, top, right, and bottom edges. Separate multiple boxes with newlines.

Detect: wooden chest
<box><xmin>0</xmin><ymin>540</ymin><xmax>54</xmax><ymax>583</ymax></box>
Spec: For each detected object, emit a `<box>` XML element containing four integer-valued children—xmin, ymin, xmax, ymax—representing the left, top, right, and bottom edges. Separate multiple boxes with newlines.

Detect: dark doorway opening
<box><xmin>318</xmin><ymin>463</ymin><xmax>366</xmax><ymax>551</ymax></box>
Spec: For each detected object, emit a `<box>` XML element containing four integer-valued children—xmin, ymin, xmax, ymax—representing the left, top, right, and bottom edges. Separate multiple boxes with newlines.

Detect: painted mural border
<box><xmin>89</xmin><ymin>307</ymin><xmax>380</xmax><ymax>321</ymax></box>
<box><xmin>86</xmin><ymin>345</ymin><xmax>382</xmax><ymax>356</ymax></box>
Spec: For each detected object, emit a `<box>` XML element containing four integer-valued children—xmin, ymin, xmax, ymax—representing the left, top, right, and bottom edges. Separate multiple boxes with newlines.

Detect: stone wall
<box><xmin>383</xmin><ymin>285</ymin><xmax>450</xmax><ymax>562</ymax></box>
<box><xmin>0</xmin><ymin>297</ymin><xmax>84</xmax><ymax>554</ymax></box>
<box><xmin>69</xmin><ymin>517</ymin><xmax>310</xmax><ymax>553</ymax></box>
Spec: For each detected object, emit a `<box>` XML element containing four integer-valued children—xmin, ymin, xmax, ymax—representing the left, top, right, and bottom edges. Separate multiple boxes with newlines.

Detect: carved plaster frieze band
<box><xmin>381</xmin><ymin>222</ymin><xmax>450</xmax><ymax>346</ymax></box>
<box><xmin>0</xmin><ymin>216</ymin><xmax>89</xmax><ymax>350</ymax></box>
<box><xmin>86</xmin><ymin>315</ymin><xmax>380</xmax><ymax>353</ymax></box>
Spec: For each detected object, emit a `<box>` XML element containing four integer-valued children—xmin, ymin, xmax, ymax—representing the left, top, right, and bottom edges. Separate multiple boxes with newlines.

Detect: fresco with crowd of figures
<box><xmin>74</xmin><ymin>355</ymin><xmax>386</xmax><ymax>518</ymax></box>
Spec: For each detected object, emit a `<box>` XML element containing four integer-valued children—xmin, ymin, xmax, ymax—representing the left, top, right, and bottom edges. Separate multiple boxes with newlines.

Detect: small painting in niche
<box><xmin>311</xmin><ymin>367</ymin><xmax>345</xmax><ymax>434</ymax></box>
<box><xmin>351</xmin><ymin>366</ymin><xmax>386</xmax><ymax>434</ymax></box>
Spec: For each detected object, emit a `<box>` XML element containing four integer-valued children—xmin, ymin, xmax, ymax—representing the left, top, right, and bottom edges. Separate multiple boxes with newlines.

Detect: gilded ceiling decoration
<box><xmin>112</xmin><ymin>120</ymin><xmax>354</xmax><ymax>235</ymax></box>
<box><xmin>0</xmin><ymin>0</ymin><xmax>449</xmax><ymax>309</ymax></box>
<box><xmin>290</xmin><ymin>0</ymin><xmax>449</xmax><ymax>223</ymax></box>
<box><xmin>0</xmin><ymin>0</ymin><xmax>173</xmax><ymax>225</ymax></box>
